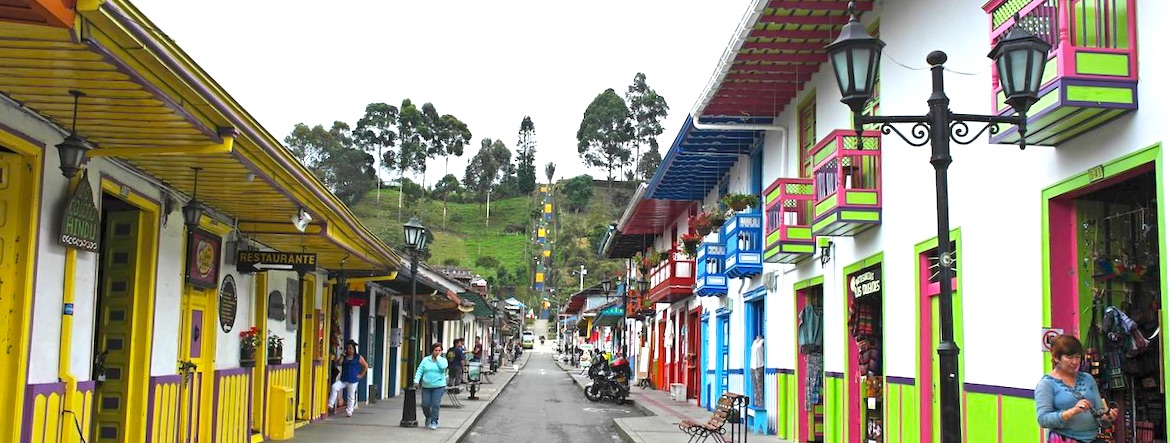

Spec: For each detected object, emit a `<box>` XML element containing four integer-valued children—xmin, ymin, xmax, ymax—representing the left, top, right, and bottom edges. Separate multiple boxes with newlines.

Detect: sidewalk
<box><xmin>555</xmin><ymin>358</ymin><xmax>782</xmax><ymax>443</ymax></box>
<box><xmin>288</xmin><ymin>351</ymin><xmax>529</xmax><ymax>443</ymax></box>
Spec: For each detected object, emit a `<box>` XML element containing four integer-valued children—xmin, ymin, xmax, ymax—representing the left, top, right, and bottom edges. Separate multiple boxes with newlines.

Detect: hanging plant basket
<box><xmin>721</xmin><ymin>193</ymin><xmax>759</xmax><ymax>212</ymax></box>
<box><xmin>240</xmin><ymin>345</ymin><xmax>257</xmax><ymax>368</ymax></box>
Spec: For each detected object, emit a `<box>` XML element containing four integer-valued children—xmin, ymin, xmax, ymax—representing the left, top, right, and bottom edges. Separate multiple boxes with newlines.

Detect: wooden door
<box><xmin>92</xmin><ymin>210</ymin><xmax>142</xmax><ymax>442</ymax></box>
<box><xmin>0</xmin><ymin>151</ymin><xmax>31</xmax><ymax>441</ymax></box>
<box><xmin>180</xmin><ymin>283</ymin><xmax>215</xmax><ymax>443</ymax></box>
<box><xmin>687</xmin><ymin>310</ymin><xmax>700</xmax><ymax>402</ymax></box>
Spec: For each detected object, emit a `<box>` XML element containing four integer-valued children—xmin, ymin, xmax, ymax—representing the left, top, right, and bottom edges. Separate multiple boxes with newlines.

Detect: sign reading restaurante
<box><xmin>58</xmin><ymin>171</ymin><xmax>100</xmax><ymax>252</ymax></box>
<box><xmin>237</xmin><ymin>251</ymin><xmax>317</xmax><ymax>274</ymax></box>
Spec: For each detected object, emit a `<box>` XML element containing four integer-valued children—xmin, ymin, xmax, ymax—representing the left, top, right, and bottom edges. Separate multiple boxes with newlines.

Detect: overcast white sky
<box><xmin>131</xmin><ymin>1</ymin><xmax>752</xmax><ymax>185</ymax></box>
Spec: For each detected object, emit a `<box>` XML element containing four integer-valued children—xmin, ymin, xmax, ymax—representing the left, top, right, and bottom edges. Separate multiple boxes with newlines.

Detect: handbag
<box><xmin>1048</xmin><ymin>431</ymin><xmax>1108</xmax><ymax>443</ymax></box>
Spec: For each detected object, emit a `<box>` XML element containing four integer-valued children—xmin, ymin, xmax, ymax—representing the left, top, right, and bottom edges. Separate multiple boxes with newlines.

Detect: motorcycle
<box><xmin>583</xmin><ymin>354</ymin><xmax>630</xmax><ymax>405</ymax></box>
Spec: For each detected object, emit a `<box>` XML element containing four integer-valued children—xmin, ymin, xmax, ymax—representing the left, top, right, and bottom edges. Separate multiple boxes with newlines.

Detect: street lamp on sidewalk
<box><xmin>399</xmin><ymin>216</ymin><xmax>428</xmax><ymax>428</ymax></box>
<box><xmin>825</xmin><ymin>4</ymin><xmax>1049</xmax><ymax>442</ymax></box>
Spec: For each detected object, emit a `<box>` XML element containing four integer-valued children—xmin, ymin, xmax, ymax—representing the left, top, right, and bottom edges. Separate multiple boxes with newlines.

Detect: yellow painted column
<box><xmin>296</xmin><ymin>274</ymin><xmax>315</xmax><ymax>420</ymax></box>
<box><xmin>251</xmin><ymin>273</ymin><xmax>268</xmax><ymax>434</ymax></box>
<box><xmin>59</xmin><ymin>176</ymin><xmax>80</xmax><ymax>443</ymax></box>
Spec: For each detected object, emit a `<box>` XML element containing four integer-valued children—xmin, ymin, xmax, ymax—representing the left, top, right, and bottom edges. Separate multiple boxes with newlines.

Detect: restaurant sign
<box><xmin>58</xmin><ymin>171</ymin><xmax>100</xmax><ymax>252</ymax></box>
<box><xmin>236</xmin><ymin>251</ymin><xmax>317</xmax><ymax>274</ymax></box>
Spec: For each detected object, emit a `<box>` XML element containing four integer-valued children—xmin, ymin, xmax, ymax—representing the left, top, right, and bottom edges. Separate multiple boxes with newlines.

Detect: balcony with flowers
<box><xmin>693</xmin><ymin>241</ymin><xmax>727</xmax><ymax>297</ymax></box>
<box><xmin>764</xmin><ymin>177</ymin><xmax>816</xmax><ymax>264</ymax></box>
<box><xmin>811</xmin><ymin>129</ymin><xmax>882</xmax><ymax>236</ymax></box>
<box><xmin>721</xmin><ymin>194</ymin><xmax>764</xmax><ymax>278</ymax></box>
<box><xmin>644</xmin><ymin>250</ymin><xmax>695</xmax><ymax>305</ymax></box>
<box><xmin>983</xmin><ymin>0</ymin><xmax>1139</xmax><ymax>145</ymax></box>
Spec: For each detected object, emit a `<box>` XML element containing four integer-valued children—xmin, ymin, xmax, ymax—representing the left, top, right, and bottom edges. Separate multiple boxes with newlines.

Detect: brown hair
<box><xmin>1049</xmin><ymin>334</ymin><xmax>1084</xmax><ymax>365</ymax></box>
<box><xmin>431</xmin><ymin>342</ymin><xmax>443</xmax><ymax>352</ymax></box>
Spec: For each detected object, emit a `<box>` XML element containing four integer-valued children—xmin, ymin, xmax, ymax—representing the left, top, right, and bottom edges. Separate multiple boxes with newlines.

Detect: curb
<box><xmin>556</xmin><ymin>360</ymin><xmax>650</xmax><ymax>443</ymax></box>
<box><xmin>451</xmin><ymin>352</ymin><xmax>530</xmax><ymax>443</ymax></box>
<box><xmin>613</xmin><ymin>418</ymin><xmax>647</xmax><ymax>443</ymax></box>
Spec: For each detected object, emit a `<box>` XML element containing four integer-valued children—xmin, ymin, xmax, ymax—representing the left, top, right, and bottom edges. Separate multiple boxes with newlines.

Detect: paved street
<box><xmin>463</xmin><ymin>344</ymin><xmax>644</xmax><ymax>443</ymax></box>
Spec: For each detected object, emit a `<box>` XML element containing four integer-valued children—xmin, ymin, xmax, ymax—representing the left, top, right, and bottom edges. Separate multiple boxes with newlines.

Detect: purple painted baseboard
<box><xmin>20</xmin><ymin>383</ymin><xmax>66</xmax><ymax>443</ymax></box>
<box><xmin>964</xmin><ymin>382</ymin><xmax>1034</xmax><ymax>399</ymax></box>
<box><xmin>886</xmin><ymin>376</ymin><xmax>915</xmax><ymax>385</ymax></box>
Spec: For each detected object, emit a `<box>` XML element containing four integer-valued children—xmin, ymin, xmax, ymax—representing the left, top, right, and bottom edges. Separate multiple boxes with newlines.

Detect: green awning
<box><xmin>460</xmin><ymin>292</ymin><xmax>495</xmax><ymax>318</ymax></box>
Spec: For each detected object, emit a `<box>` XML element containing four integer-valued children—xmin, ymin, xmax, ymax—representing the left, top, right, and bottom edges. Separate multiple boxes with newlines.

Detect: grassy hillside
<box><xmin>350</xmin><ymin>181</ymin><xmax>635</xmax><ymax>300</ymax></box>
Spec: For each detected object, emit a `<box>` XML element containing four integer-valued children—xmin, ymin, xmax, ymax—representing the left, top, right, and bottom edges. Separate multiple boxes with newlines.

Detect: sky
<box><xmin>130</xmin><ymin>1</ymin><xmax>753</xmax><ymax>186</ymax></box>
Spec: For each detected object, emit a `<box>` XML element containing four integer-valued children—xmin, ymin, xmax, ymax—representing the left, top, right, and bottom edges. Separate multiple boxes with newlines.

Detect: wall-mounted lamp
<box><xmin>818</xmin><ymin>237</ymin><xmax>833</xmax><ymax>268</ymax></box>
<box><xmin>291</xmin><ymin>208</ymin><xmax>312</xmax><ymax>232</ymax></box>
<box><xmin>56</xmin><ymin>90</ymin><xmax>94</xmax><ymax>179</ymax></box>
<box><xmin>182</xmin><ymin>167</ymin><xmax>204</xmax><ymax>228</ymax></box>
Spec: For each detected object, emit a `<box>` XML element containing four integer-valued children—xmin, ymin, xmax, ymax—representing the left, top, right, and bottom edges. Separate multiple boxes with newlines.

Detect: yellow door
<box><xmin>297</xmin><ymin>276</ymin><xmax>316</xmax><ymax>420</ymax></box>
<box><xmin>92</xmin><ymin>210</ymin><xmax>142</xmax><ymax>442</ymax></box>
<box><xmin>0</xmin><ymin>151</ymin><xmax>32</xmax><ymax>440</ymax></box>
<box><xmin>180</xmin><ymin>283</ymin><xmax>216</xmax><ymax>443</ymax></box>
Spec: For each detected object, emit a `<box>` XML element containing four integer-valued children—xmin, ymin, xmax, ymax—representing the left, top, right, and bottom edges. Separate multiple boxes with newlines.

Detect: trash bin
<box><xmin>267</xmin><ymin>386</ymin><xmax>295</xmax><ymax>440</ymax></box>
<box><xmin>369</xmin><ymin>384</ymin><xmax>379</xmax><ymax>404</ymax></box>
<box><xmin>468</xmin><ymin>362</ymin><xmax>482</xmax><ymax>382</ymax></box>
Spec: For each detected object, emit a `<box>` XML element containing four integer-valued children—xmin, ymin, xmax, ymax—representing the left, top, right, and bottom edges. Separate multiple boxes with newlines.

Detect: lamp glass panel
<box><xmin>1028</xmin><ymin>47</ymin><xmax>1047</xmax><ymax>93</ymax></box>
<box><xmin>831</xmin><ymin>49</ymin><xmax>852</xmax><ymax>96</ymax></box>
<box><xmin>851</xmin><ymin>47</ymin><xmax>874</xmax><ymax>92</ymax></box>
<box><xmin>996</xmin><ymin>55</ymin><xmax>1011</xmax><ymax>94</ymax></box>
<box><xmin>1008</xmin><ymin>49</ymin><xmax>1029</xmax><ymax>95</ymax></box>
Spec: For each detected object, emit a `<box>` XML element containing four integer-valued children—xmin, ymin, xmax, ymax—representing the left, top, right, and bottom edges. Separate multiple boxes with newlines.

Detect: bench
<box><xmin>678</xmin><ymin>392</ymin><xmax>747</xmax><ymax>443</ymax></box>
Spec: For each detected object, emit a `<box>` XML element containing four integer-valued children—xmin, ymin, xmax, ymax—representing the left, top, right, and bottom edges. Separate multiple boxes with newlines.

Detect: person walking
<box><xmin>447</xmin><ymin>338</ymin><xmax>466</xmax><ymax>386</ymax></box>
<box><xmin>1035</xmin><ymin>335</ymin><xmax>1116</xmax><ymax>443</ymax></box>
<box><xmin>327</xmin><ymin>340</ymin><xmax>367</xmax><ymax>417</ymax></box>
<box><xmin>414</xmin><ymin>342</ymin><xmax>449</xmax><ymax>430</ymax></box>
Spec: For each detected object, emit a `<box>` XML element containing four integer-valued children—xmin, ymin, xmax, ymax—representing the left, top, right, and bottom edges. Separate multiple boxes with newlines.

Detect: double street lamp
<box><xmin>399</xmin><ymin>216</ymin><xmax>428</xmax><ymax>428</ymax></box>
<box><xmin>826</xmin><ymin>4</ymin><xmax>1049</xmax><ymax>443</ymax></box>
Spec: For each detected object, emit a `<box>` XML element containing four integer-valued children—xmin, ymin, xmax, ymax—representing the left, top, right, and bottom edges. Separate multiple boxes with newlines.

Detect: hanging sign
<box><xmin>848</xmin><ymin>263</ymin><xmax>882</xmax><ymax>298</ymax></box>
<box><xmin>219</xmin><ymin>275</ymin><xmax>237</xmax><ymax>333</ymax></box>
<box><xmin>236</xmin><ymin>251</ymin><xmax>317</xmax><ymax>274</ymax></box>
<box><xmin>187</xmin><ymin>229</ymin><xmax>221</xmax><ymax>289</ymax></box>
<box><xmin>58</xmin><ymin>171</ymin><xmax>100</xmax><ymax>252</ymax></box>
<box><xmin>1040</xmin><ymin>327</ymin><xmax>1064</xmax><ymax>352</ymax></box>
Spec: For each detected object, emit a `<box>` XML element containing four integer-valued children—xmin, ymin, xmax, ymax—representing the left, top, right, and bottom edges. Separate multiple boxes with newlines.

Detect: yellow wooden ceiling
<box><xmin>0</xmin><ymin>4</ymin><xmax>400</xmax><ymax>272</ymax></box>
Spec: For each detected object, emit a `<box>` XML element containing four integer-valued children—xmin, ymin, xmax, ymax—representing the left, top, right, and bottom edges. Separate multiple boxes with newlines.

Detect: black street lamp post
<box><xmin>826</xmin><ymin>5</ymin><xmax>1049</xmax><ymax>443</ymax></box>
<box><xmin>399</xmin><ymin>216</ymin><xmax>428</xmax><ymax>428</ymax></box>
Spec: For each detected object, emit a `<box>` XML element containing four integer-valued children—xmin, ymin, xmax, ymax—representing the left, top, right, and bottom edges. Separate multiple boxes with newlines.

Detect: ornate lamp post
<box><xmin>826</xmin><ymin>4</ymin><xmax>1049</xmax><ymax>442</ymax></box>
<box><xmin>399</xmin><ymin>216</ymin><xmax>428</xmax><ymax>428</ymax></box>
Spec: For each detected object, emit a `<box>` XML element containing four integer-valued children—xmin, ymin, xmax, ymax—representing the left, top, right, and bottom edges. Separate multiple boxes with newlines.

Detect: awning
<box><xmin>643</xmin><ymin>115</ymin><xmax>768</xmax><ymax>201</ymax></box>
<box><xmin>693</xmin><ymin>0</ymin><xmax>869</xmax><ymax>119</ymax></box>
<box><xmin>459</xmin><ymin>292</ymin><xmax>495</xmax><ymax>318</ymax></box>
<box><xmin>0</xmin><ymin>0</ymin><xmax>402</xmax><ymax>272</ymax></box>
<box><xmin>591</xmin><ymin>302</ymin><xmax>626</xmax><ymax>328</ymax></box>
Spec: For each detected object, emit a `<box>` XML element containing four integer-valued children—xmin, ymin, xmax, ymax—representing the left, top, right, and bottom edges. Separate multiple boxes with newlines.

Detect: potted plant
<box><xmin>178</xmin><ymin>360</ymin><xmax>198</xmax><ymax>384</ymax></box>
<box><xmin>634</xmin><ymin>252</ymin><xmax>650</xmax><ymax>275</ymax></box>
<box><xmin>680</xmin><ymin>233</ymin><xmax>702</xmax><ymax>258</ymax></box>
<box><xmin>721</xmin><ymin>193</ymin><xmax>759</xmax><ymax>212</ymax></box>
<box><xmin>707</xmin><ymin>206</ymin><xmax>729</xmax><ymax>231</ymax></box>
<box><xmin>689</xmin><ymin>212</ymin><xmax>713</xmax><ymax>236</ymax></box>
<box><xmin>645</xmin><ymin>249</ymin><xmax>664</xmax><ymax>269</ymax></box>
<box><xmin>267</xmin><ymin>334</ymin><xmax>284</xmax><ymax>365</ymax></box>
<box><xmin>238</xmin><ymin>326</ymin><xmax>259</xmax><ymax>367</ymax></box>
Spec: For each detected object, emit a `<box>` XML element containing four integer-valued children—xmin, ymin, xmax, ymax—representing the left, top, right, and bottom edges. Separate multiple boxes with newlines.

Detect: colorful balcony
<box><xmin>984</xmin><ymin>0</ymin><xmax>1138</xmax><ymax>146</ymax></box>
<box><xmin>763</xmin><ymin>178</ymin><xmax>816</xmax><ymax>264</ymax></box>
<box><xmin>722</xmin><ymin>213</ymin><xmax>763</xmax><ymax>278</ymax></box>
<box><xmin>695</xmin><ymin>243</ymin><xmax>728</xmax><ymax>297</ymax></box>
<box><xmin>811</xmin><ymin>130</ymin><xmax>882</xmax><ymax>236</ymax></box>
<box><xmin>646</xmin><ymin>254</ymin><xmax>695</xmax><ymax>304</ymax></box>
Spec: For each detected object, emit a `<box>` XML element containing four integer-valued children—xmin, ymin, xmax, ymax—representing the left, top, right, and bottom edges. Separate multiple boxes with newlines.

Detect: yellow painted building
<box><xmin>0</xmin><ymin>1</ymin><xmax>405</xmax><ymax>442</ymax></box>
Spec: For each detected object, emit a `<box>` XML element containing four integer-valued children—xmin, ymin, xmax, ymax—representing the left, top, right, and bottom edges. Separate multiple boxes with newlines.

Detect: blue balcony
<box><xmin>695</xmin><ymin>243</ymin><xmax>727</xmax><ymax>297</ymax></box>
<box><xmin>723</xmin><ymin>213</ymin><xmax>763</xmax><ymax>278</ymax></box>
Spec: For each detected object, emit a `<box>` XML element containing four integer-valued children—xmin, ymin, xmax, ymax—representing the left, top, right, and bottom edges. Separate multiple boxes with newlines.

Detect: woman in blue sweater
<box><xmin>414</xmin><ymin>342</ymin><xmax>448</xmax><ymax>429</ymax></box>
<box><xmin>1035</xmin><ymin>335</ymin><xmax>1116</xmax><ymax>443</ymax></box>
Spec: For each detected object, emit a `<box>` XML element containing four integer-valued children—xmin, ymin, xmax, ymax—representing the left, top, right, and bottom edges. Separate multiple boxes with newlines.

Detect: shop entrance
<box><xmin>1052</xmin><ymin>167</ymin><xmax>1164</xmax><ymax>443</ymax></box>
<box><xmin>91</xmin><ymin>192</ymin><xmax>155</xmax><ymax>443</ymax></box>
<box><xmin>687</xmin><ymin>307</ymin><xmax>701</xmax><ymax>404</ymax></box>
<box><xmin>0</xmin><ymin>147</ymin><xmax>37</xmax><ymax>442</ymax></box>
<box><xmin>846</xmin><ymin>260</ymin><xmax>883</xmax><ymax>443</ymax></box>
<box><xmin>796</xmin><ymin>282</ymin><xmax>824</xmax><ymax>442</ymax></box>
<box><xmin>179</xmin><ymin>280</ymin><xmax>215</xmax><ymax>442</ymax></box>
<box><xmin>915</xmin><ymin>235</ymin><xmax>962</xmax><ymax>443</ymax></box>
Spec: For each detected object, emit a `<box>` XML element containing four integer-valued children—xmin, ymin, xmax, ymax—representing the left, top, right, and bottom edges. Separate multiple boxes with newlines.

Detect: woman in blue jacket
<box><xmin>1036</xmin><ymin>335</ymin><xmax>1116</xmax><ymax>443</ymax></box>
<box><xmin>414</xmin><ymin>342</ymin><xmax>448</xmax><ymax>429</ymax></box>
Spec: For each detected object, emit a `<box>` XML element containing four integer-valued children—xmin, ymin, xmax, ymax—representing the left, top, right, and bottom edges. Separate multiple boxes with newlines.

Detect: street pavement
<box><xmin>286</xmin><ymin>350</ymin><xmax>529</xmax><ymax>443</ymax></box>
<box><xmin>463</xmin><ymin>344</ymin><xmax>643</xmax><ymax>443</ymax></box>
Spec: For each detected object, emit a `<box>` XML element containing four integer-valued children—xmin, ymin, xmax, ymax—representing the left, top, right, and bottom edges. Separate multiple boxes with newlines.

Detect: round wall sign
<box><xmin>219</xmin><ymin>275</ymin><xmax>238</xmax><ymax>332</ymax></box>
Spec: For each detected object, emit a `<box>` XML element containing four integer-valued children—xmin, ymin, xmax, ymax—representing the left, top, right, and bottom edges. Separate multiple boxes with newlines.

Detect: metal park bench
<box><xmin>677</xmin><ymin>392</ymin><xmax>748</xmax><ymax>443</ymax></box>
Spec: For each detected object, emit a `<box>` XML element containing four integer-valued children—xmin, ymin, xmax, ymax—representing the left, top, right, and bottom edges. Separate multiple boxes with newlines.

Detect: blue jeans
<box><xmin>420</xmin><ymin>387</ymin><xmax>444</xmax><ymax>425</ymax></box>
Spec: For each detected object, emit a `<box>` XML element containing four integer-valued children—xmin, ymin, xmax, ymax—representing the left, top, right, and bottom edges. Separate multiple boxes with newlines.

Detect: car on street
<box><xmin>521</xmin><ymin>331</ymin><xmax>535</xmax><ymax>349</ymax></box>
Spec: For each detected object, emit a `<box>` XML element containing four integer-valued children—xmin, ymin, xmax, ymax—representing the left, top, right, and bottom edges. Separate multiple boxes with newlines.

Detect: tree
<box><xmin>626</xmin><ymin>72</ymin><xmax>670</xmax><ymax>181</ymax></box>
<box><xmin>394</xmin><ymin>99</ymin><xmax>428</xmax><ymax>221</ymax></box>
<box><xmin>431</xmin><ymin>110</ymin><xmax>471</xmax><ymax>227</ymax></box>
<box><xmin>353</xmin><ymin>102</ymin><xmax>399</xmax><ymax>202</ymax></box>
<box><xmin>463</xmin><ymin>138</ymin><xmax>500</xmax><ymax>202</ymax></box>
<box><xmin>285</xmin><ymin>121</ymin><xmax>375</xmax><ymax>205</ymax></box>
<box><xmin>637</xmin><ymin>146</ymin><xmax>662</xmax><ymax>182</ymax></box>
<box><xmin>544</xmin><ymin>162</ymin><xmax>556</xmax><ymax>185</ymax></box>
<box><xmin>516</xmin><ymin>116</ymin><xmax>537</xmax><ymax>195</ymax></box>
<box><xmin>577</xmin><ymin>89</ymin><xmax>633</xmax><ymax>183</ymax></box>
<box><xmin>432</xmin><ymin>174</ymin><xmax>462</xmax><ymax>201</ymax></box>
<box><xmin>561</xmin><ymin>174</ymin><xmax>594</xmax><ymax>212</ymax></box>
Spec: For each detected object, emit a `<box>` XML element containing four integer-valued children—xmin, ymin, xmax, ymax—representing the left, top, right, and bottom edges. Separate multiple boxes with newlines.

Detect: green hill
<box><xmin>350</xmin><ymin>180</ymin><xmax>636</xmax><ymax>305</ymax></box>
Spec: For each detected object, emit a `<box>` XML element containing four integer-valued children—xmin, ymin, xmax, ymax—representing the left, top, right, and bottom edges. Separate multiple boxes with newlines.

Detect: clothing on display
<box><xmin>805</xmin><ymin>352</ymin><xmax>823</xmax><ymax>411</ymax></box>
<box><xmin>751</xmin><ymin>336</ymin><xmax>765</xmax><ymax>407</ymax></box>
<box><xmin>798</xmin><ymin>305</ymin><xmax>823</xmax><ymax>354</ymax></box>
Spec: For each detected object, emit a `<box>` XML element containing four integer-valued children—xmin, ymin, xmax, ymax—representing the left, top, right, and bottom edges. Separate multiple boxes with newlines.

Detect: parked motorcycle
<box><xmin>583</xmin><ymin>354</ymin><xmax>630</xmax><ymax>405</ymax></box>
